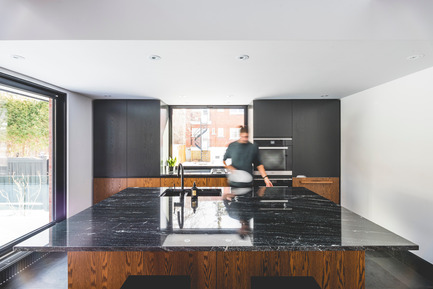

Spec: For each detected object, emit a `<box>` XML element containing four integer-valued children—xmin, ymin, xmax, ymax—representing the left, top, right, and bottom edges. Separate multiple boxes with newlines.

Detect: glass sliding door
<box><xmin>0</xmin><ymin>86</ymin><xmax>53</xmax><ymax>247</ymax></box>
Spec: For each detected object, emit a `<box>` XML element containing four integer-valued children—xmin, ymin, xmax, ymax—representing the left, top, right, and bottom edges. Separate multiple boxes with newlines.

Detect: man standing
<box><xmin>223</xmin><ymin>126</ymin><xmax>273</xmax><ymax>187</ymax></box>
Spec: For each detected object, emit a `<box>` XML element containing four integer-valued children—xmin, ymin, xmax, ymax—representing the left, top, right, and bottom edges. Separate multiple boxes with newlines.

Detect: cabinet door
<box><xmin>253</xmin><ymin>100</ymin><xmax>292</xmax><ymax>138</ymax></box>
<box><xmin>293</xmin><ymin>100</ymin><xmax>340</xmax><ymax>177</ymax></box>
<box><xmin>93</xmin><ymin>100</ymin><xmax>127</xmax><ymax>177</ymax></box>
<box><xmin>127</xmin><ymin>100</ymin><xmax>160</xmax><ymax>177</ymax></box>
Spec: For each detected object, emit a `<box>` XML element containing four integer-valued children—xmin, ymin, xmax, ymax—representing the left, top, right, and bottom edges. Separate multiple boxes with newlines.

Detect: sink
<box><xmin>160</xmin><ymin>188</ymin><xmax>222</xmax><ymax>197</ymax></box>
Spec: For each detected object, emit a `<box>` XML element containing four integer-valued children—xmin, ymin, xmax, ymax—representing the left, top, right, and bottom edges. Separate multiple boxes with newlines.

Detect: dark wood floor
<box><xmin>1</xmin><ymin>251</ymin><xmax>432</xmax><ymax>289</ymax></box>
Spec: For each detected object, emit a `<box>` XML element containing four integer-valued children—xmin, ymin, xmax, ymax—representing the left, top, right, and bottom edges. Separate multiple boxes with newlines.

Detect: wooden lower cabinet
<box><xmin>94</xmin><ymin>177</ymin><xmax>229</xmax><ymax>204</ymax></box>
<box><xmin>293</xmin><ymin>177</ymin><xmax>340</xmax><ymax>204</ymax></box>
<box><xmin>207</xmin><ymin>177</ymin><xmax>229</xmax><ymax>187</ymax></box>
<box><xmin>68</xmin><ymin>250</ymin><xmax>365</xmax><ymax>289</ymax></box>
<box><xmin>93</xmin><ymin>178</ymin><xmax>127</xmax><ymax>204</ymax></box>
<box><xmin>127</xmin><ymin>178</ymin><xmax>160</xmax><ymax>188</ymax></box>
<box><xmin>160</xmin><ymin>177</ymin><xmax>228</xmax><ymax>187</ymax></box>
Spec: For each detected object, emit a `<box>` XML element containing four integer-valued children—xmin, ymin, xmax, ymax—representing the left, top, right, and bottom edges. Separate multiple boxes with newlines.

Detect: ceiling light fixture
<box><xmin>11</xmin><ymin>54</ymin><xmax>25</xmax><ymax>60</ymax></box>
<box><xmin>237</xmin><ymin>55</ymin><xmax>249</xmax><ymax>61</ymax></box>
<box><xmin>149</xmin><ymin>55</ymin><xmax>161</xmax><ymax>61</ymax></box>
<box><xmin>406</xmin><ymin>54</ymin><xmax>424</xmax><ymax>61</ymax></box>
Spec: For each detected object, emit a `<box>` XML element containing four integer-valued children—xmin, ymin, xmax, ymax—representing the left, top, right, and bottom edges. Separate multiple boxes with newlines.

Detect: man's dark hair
<box><xmin>239</xmin><ymin>125</ymin><xmax>248</xmax><ymax>134</ymax></box>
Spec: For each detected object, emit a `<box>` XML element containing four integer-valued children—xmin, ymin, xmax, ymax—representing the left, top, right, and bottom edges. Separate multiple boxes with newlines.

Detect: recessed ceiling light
<box><xmin>237</xmin><ymin>55</ymin><xmax>249</xmax><ymax>61</ymax></box>
<box><xmin>406</xmin><ymin>54</ymin><xmax>424</xmax><ymax>60</ymax></box>
<box><xmin>11</xmin><ymin>54</ymin><xmax>25</xmax><ymax>60</ymax></box>
<box><xmin>149</xmin><ymin>55</ymin><xmax>161</xmax><ymax>61</ymax></box>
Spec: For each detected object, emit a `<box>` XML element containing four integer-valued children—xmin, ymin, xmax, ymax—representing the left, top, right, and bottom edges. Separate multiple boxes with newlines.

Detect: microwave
<box><xmin>253</xmin><ymin>138</ymin><xmax>292</xmax><ymax>176</ymax></box>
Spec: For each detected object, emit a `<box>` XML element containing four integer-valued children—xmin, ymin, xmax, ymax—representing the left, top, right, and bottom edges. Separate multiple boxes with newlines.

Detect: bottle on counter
<box><xmin>191</xmin><ymin>181</ymin><xmax>198</xmax><ymax>213</ymax></box>
<box><xmin>192</xmin><ymin>181</ymin><xmax>197</xmax><ymax>197</ymax></box>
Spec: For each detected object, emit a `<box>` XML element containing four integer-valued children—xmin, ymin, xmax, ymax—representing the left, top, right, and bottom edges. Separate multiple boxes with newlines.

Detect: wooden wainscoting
<box><xmin>293</xmin><ymin>177</ymin><xmax>340</xmax><ymax>204</ymax></box>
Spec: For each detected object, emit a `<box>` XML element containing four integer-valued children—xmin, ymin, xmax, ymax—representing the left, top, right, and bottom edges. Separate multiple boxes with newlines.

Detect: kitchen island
<box><xmin>15</xmin><ymin>187</ymin><xmax>417</xmax><ymax>289</ymax></box>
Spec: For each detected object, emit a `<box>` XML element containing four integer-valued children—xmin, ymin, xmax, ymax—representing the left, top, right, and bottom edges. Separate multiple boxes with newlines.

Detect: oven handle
<box><xmin>258</xmin><ymin>147</ymin><xmax>289</xmax><ymax>149</ymax></box>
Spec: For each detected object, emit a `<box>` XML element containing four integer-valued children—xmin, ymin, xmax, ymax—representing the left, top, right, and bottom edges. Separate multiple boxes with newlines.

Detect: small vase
<box><xmin>168</xmin><ymin>166</ymin><xmax>174</xmax><ymax>174</ymax></box>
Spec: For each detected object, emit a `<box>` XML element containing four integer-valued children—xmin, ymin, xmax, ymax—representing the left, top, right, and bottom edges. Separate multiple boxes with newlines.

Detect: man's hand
<box><xmin>264</xmin><ymin>178</ymin><xmax>273</xmax><ymax>187</ymax></box>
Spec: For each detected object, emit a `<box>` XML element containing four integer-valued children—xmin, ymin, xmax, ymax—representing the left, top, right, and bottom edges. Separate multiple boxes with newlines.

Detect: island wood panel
<box><xmin>127</xmin><ymin>178</ymin><xmax>161</xmax><ymax>188</ymax></box>
<box><xmin>68</xmin><ymin>251</ymin><xmax>217</xmax><ymax>289</ymax></box>
<box><xmin>293</xmin><ymin>177</ymin><xmax>340</xmax><ymax>204</ymax></box>
<box><xmin>93</xmin><ymin>178</ymin><xmax>127</xmax><ymax>204</ymax></box>
<box><xmin>216</xmin><ymin>250</ymin><xmax>364</xmax><ymax>289</ymax></box>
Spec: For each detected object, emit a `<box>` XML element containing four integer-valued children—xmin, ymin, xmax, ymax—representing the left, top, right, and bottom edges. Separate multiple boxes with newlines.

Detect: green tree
<box><xmin>1</xmin><ymin>94</ymin><xmax>49</xmax><ymax>157</ymax></box>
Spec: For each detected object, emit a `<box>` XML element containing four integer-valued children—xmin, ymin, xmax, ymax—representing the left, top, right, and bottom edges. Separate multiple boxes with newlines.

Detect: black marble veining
<box><xmin>14</xmin><ymin>187</ymin><xmax>418</xmax><ymax>252</ymax></box>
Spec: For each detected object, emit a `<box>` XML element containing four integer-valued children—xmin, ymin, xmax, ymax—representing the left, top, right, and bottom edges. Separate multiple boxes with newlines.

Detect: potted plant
<box><xmin>166</xmin><ymin>157</ymin><xmax>177</xmax><ymax>174</ymax></box>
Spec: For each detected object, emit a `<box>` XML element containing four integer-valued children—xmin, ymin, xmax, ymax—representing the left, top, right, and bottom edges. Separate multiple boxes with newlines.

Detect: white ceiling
<box><xmin>1</xmin><ymin>0</ymin><xmax>433</xmax><ymax>104</ymax></box>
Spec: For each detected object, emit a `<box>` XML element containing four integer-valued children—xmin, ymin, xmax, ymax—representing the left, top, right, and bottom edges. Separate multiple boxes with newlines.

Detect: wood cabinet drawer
<box><xmin>293</xmin><ymin>177</ymin><xmax>339</xmax><ymax>204</ymax></box>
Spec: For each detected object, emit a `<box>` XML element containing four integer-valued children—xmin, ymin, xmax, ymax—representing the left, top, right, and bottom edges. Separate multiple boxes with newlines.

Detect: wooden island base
<box><xmin>68</xmin><ymin>250</ymin><xmax>365</xmax><ymax>289</ymax></box>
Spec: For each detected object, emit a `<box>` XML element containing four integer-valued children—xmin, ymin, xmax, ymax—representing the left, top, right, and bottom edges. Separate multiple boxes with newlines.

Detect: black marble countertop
<box><xmin>14</xmin><ymin>187</ymin><xmax>418</xmax><ymax>252</ymax></box>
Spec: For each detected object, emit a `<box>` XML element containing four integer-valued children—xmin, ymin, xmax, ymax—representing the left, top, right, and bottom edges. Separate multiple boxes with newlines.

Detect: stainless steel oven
<box><xmin>253</xmin><ymin>138</ymin><xmax>292</xmax><ymax>176</ymax></box>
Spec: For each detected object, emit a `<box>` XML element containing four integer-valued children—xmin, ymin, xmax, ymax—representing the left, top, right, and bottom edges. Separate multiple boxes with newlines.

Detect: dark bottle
<box><xmin>191</xmin><ymin>181</ymin><xmax>198</xmax><ymax>213</ymax></box>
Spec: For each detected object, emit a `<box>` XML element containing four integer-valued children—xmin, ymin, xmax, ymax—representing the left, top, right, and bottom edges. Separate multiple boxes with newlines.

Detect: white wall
<box><xmin>0</xmin><ymin>68</ymin><xmax>93</xmax><ymax>218</ymax></box>
<box><xmin>66</xmin><ymin>92</ymin><xmax>92</xmax><ymax>217</ymax></box>
<box><xmin>341</xmin><ymin>66</ymin><xmax>433</xmax><ymax>264</ymax></box>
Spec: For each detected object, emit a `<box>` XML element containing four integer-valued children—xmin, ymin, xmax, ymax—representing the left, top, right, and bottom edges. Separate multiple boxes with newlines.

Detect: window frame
<box><xmin>168</xmin><ymin>105</ymin><xmax>248</xmax><ymax>162</ymax></box>
<box><xmin>0</xmin><ymin>72</ymin><xmax>67</xmax><ymax>257</ymax></box>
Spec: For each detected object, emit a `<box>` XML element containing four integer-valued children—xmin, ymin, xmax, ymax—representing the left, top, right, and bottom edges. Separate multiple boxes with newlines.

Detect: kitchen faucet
<box><xmin>178</xmin><ymin>163</ymin><xmax>184</xmax><ymax>191</ymax></box>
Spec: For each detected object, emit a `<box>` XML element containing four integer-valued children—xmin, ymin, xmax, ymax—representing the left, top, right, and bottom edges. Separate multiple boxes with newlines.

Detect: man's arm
<box><xmin>256</xmin><ymin>164</ymin><xmax>273</xmax><ymax>187</ymax></box>
<box><xmin>223</xmin><ymin>160</ymin><xmax>236</xmax><ymax>171</ymax></box>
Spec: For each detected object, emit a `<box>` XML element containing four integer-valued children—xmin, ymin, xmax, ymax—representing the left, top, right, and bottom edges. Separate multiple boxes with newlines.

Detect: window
<box><xmin>230</xmin><ymin>128</ymin><xmax>240</xmax><ymax>140</ymax></box>
<box><xmin>0</xmin><ymin>73</ymin><xmax>66</xmax><ymax>256</ymax></box>
<box><xmin>229</xmin><ymin>109</ymin><xmax>244</xmax><ymax>115</ymax></box>
<box><xmin>170</xmin><ymin>106</ymin><xmax>246</xmax><ymax>165</ymax></box>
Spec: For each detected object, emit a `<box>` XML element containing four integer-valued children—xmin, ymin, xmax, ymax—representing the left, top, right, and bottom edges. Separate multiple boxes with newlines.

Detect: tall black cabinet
<box><xmin>93</xmin><ymin>100</ymin><xmax>160</xmax><ymax>177</ymax></box>
<box><xmin>292</xmin><ymin>100</ymin><xmax>340</xmax><ymax>177</ymax></box>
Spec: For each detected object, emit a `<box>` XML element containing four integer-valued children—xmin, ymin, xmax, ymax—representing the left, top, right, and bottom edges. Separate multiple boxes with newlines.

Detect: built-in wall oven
<box><xmin>253</xmin><ymin>138</ymin><xmax>292</xmax><ymax>187</ymax></box>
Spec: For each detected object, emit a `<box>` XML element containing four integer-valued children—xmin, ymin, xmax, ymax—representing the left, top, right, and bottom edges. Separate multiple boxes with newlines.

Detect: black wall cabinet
<box><xmin>93</xmin><ymin>100</ymin><xmax>127</xmax><ymax>177</ymax></box>
<box><xmin>253</xmin><ymin>100</ymin><xmax>293</xmax><ymax>138</ymax></box>
<box><xmin>292</xmin><ymin>100</ymin><xmax>340</xmax><ymax>177</ymax></box>
<box><xmin>93</xmin><ymin>100</ymin><xmax>160</xmax><ymax>177</ymax></box>
<box><xmin>126</xmin><ymin>100</ymin><xmax>160</xmax><ymax>177</ymax></box>
<box><xmin>253</xmin><ymin>99</ymin><xmax>340</xmax><ymax>177</ymax></box>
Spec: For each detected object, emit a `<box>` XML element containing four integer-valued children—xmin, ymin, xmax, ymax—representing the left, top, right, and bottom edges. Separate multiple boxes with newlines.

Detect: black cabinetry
<box><xmin>292</xmin><ymin>100</ymin><xmax>340</xmax><ymax>177</ymax></box>
<box><xmin>93</xmin><ymin>100</ymin><xmax>160</xmax><ymax>177</ymax></box>
<box><xmin>127</xmin><ymin>100</ymin><xmax>160</xmax><ymax>177</ymax></box>
<box><xmin>93</xmin><ymin>100</ymin><xmax>127</xmax><ymax>177</ymax></box>
<box><xmin>253</xmin><ymin>100</ymin><xmax>292</xmax><ymax>138</ymax></box>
